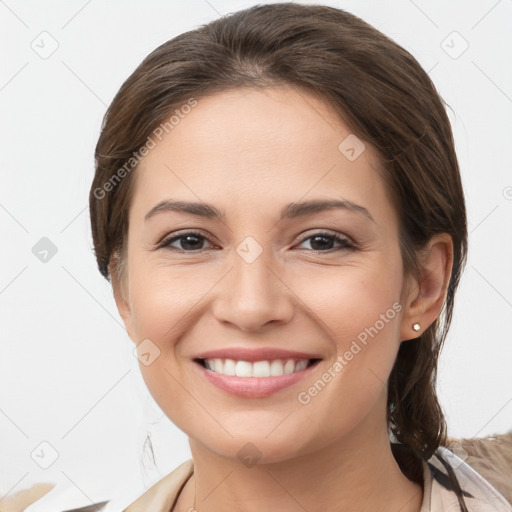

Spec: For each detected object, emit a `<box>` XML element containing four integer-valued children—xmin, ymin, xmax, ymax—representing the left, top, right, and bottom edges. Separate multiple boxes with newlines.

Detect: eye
<box><xmin>295</xmin><ymin>231</ymin><xmax>356</xmax><ymax>252</ymax></box>
<box><xmin>158</xmin><ymin>231</ymin><xmax>213</xmax><ymax>252</ymax></box>
<box><xmin>157</xmin><ymin>230</ymin><xmax>356</xmax><ymax>253</ymax></box>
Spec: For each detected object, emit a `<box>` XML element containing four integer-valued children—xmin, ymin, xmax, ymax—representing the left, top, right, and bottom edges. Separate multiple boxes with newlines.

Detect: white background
<box><xmin>1</xmin><ymin>0</ymin><xmax>511</xmax><ymax>510</ymax></box>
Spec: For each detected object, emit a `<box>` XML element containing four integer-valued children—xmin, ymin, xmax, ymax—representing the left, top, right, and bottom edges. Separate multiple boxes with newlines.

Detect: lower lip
<box><xmin>194</xmin><ymin>360</ymin><xmax>321</xmax><ymax>398</ymax></box>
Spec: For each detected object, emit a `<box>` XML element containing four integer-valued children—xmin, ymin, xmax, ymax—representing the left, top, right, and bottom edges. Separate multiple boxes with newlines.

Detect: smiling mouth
<box><xmin>194</xmin><ymin>357</ymin><xmax>322</xmax><ymax>378</ymax></box>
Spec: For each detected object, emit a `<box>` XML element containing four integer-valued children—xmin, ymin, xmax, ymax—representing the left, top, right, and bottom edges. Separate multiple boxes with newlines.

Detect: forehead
<box><xmin>131</xmin><ymin>86</ymin><xmax>397</xmax><ymax>227</ymax></box>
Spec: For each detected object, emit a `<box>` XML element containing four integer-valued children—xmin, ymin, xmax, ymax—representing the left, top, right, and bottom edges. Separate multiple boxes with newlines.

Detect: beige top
<box><xmin>122</xmin><ymin>447</ymin><xmax>512</xmax><ymax>512</ymax></box>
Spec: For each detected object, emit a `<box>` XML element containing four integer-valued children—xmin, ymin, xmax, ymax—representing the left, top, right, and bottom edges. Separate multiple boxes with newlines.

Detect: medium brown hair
<box><xmin>90</xmin><ymin>1</ymin><xmax>467</xmax><ymax>470</ymax></box>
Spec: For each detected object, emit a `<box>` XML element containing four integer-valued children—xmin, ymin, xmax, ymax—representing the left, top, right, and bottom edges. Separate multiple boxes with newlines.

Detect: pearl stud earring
<box><xmin>412</xmin><ymin>323</ymin><xmax>421</xmax><ymax>332</ymax></box>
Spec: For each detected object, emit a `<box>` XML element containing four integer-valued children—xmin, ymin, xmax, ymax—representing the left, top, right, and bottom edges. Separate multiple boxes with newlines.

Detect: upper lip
<box><xmin>193</xmin><ymin>347</ymin><xmax>323</xmax><ymax>362</ymax></box>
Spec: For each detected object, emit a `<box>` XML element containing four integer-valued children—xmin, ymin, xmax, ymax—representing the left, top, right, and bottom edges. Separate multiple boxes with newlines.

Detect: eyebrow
<box><xmin>144</xmin><ymin>198</ymin><xmax>375</xmax><ymax>223</ymax></box>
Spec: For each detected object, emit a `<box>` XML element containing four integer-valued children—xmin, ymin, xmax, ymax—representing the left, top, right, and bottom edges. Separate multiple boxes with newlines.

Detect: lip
<box><xmin>193</xmin><ymin>357</ymin><xmax>322</xmax><ymax>398</ymax></box>
<box><xmin>193</xmin><ymin>347</ymin><xmax>322</xmax><ymax>362</ymax></box>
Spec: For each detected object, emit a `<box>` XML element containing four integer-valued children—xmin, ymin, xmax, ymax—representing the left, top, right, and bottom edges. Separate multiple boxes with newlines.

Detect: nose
<box><xmin>211</xmin><ymin>244</ymin><xmax>295</xmax><ymax>332</ymax></box>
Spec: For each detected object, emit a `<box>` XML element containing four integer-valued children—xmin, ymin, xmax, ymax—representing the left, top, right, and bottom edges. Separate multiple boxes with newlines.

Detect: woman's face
<box><xmin>114</xmin><ymin>85</ymin><xmax>419</xmax><ymax>463</ymax></box>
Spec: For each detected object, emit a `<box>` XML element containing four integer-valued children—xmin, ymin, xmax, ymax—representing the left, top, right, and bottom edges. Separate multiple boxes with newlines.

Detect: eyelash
<box><xmin>157</xmin><ymin>230</ymin><xmax>357</xmax><ymax>253</ymax></box>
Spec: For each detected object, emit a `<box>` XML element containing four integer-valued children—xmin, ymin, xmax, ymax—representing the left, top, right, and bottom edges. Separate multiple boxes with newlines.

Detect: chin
<box><xmin>189</xmin><ymin>428</ymin><xmax>320</xmax><ymax>467</ymax></box>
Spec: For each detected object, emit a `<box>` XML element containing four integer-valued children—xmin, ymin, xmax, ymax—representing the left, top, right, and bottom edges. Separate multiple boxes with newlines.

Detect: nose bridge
<box><xmin>234</xmin><ymin>236</ymin><xmax>274</xmax><ymax>297</ymax></box>
<box><xmin>212</xmin><ymin>235</ymin><xmax>294</xmax><ymax>331</ymax></box>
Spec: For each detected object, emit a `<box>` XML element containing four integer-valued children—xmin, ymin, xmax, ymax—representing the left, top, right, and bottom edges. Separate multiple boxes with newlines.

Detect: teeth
<box><xmin>294</xmin><ymin>360</ymin><xmax>308</xmax><ymax>372</ymax></box>
<box><xmin>223</xmin><ymin>358</ymin><xmax>236</xmax><ymax>376</ymax></box>
<box><xmin>236</xmin><ymin>360</ymin><xmax>253</xmax><ymax>377</ymax></box>
<box><xmin>252</xmin><ymin>361</ymin><xmax>270</xmax><ymax>377</ymax></box>
<box><xmin>283</xmin><ymin>359</ymin><xmax>295</xmax><ymax>374</ymax></box>
<box><xmin>202</xmin><ymin>358</ymin><xmax>312</xmax><ymax>377</ymax></box>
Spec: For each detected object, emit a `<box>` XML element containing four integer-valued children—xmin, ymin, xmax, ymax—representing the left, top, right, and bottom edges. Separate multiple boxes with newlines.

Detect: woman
<box><xmin>88</xmin><ymin>3</ymin><xmax>511</xmax><ymax>512</ymax></box>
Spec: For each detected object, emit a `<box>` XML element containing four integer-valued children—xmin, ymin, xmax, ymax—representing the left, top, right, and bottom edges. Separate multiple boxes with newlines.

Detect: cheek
<box><xmin>293</xmin><ymin>299</ymin><xmax>402</xmax><ymax>452</ymax></box>
<box><xmin>126</xmin><ymin>262</ymin><xmax>221</xmax><ymax>414</ymax></box>
<box><xmin>127</xmin><ymin>266</ymin><xmax>201</xmax><ymax>432</ymax></box>
<box><xmin>301</xmin><ymin>278</ymin><xmax>402</xmax><ymax>398</ymax></box>
<box><xmin>292</xmin><ymin>252</ymin><xmax>403</xmax><ymax>351</ymax></box>
<box><xmin>127</xmin><ymin>258</ymin><xmax>215</xmax><ymax>345</ymax></box>
<box><xmin>291</xmin><ymin>254</ymin><xmax>404</xmax><ymax>421</ymax></box>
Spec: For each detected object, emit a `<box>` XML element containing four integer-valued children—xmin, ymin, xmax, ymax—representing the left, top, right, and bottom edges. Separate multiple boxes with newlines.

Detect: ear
<box><xmin>109</xmin><ymin>255</ymin><xmax>137</xmax><ymax>344</ymax></box>
<box><xmin>400</xmin><ymin>233</ymin><xmax>454</xmax><ymax>342</ymax></box>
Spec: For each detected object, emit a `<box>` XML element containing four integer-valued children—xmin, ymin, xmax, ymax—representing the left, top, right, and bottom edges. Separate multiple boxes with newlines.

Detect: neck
<box><xmin>177</xmin><ymin>421</ymin><xmax>423</xmax><ymax>512</ymax></box>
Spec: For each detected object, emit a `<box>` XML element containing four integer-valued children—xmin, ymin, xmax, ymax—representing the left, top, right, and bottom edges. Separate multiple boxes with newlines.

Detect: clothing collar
<box><xmin>421</xmin><ymin>447</ymin><xmax>512</xmax><ymax>511</ymax></box>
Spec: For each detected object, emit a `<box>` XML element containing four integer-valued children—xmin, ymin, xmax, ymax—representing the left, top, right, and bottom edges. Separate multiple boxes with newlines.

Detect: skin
<box><xmin>111</xmin><ymin>85</ymin><xmax>454</xmax><ymax>512</ymax></box>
